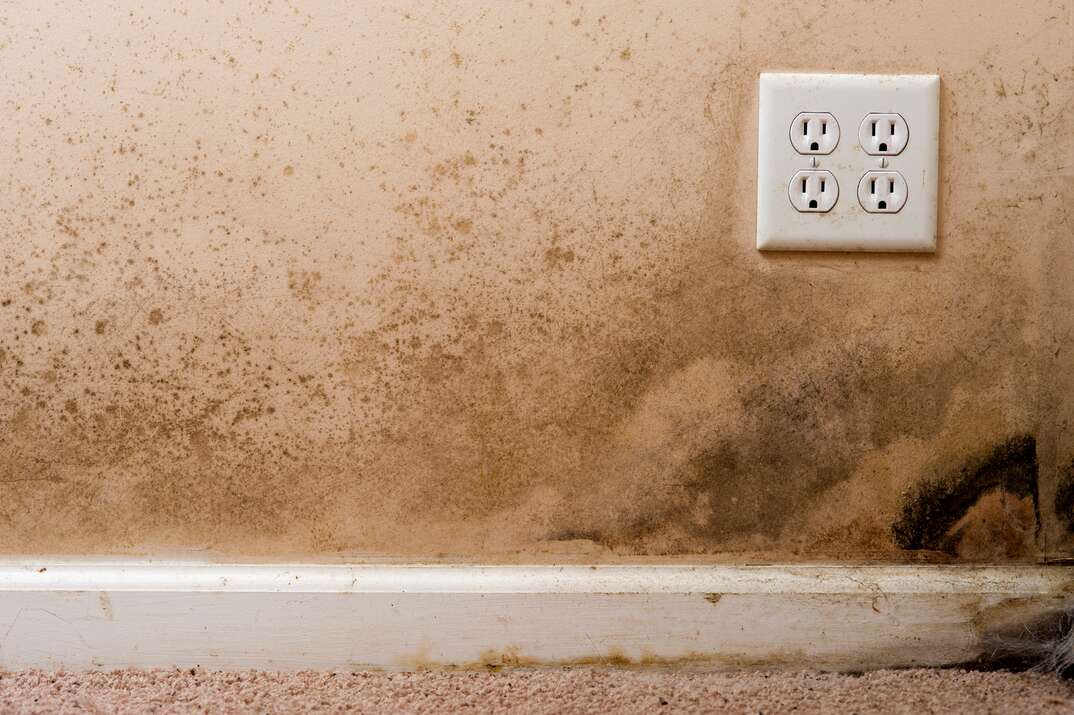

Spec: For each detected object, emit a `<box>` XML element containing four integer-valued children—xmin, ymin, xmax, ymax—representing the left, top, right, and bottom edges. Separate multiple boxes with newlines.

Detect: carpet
<box><xmin>1</xmin><ymin>668</ymin><xmax>1072</xmax><ymax>714</ymax></box>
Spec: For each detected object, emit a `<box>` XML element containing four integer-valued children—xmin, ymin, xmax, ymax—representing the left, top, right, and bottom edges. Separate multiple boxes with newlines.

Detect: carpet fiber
<box><xmin>1</xmin><ymin>669</ymin><xmax>1072</xmax><ymax>714</ymax></box>
<box><xmin>0</xmin><ymin>665</ymin><xmax>1069</xmax><ymax>708</ymax></box>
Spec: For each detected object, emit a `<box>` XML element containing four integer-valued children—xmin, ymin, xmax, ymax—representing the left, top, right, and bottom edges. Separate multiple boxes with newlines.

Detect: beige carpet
<box><xmin>1</xmin><ymin>669</ymin><xmax>1072</xmax><ymax>714</ymax></box>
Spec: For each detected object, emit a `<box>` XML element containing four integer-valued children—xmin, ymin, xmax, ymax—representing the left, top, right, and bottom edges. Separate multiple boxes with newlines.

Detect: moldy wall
<box><xmin>0</xmin><ymin>1</ymin><xmax>1071</xmax><ymax>562</ymax></box>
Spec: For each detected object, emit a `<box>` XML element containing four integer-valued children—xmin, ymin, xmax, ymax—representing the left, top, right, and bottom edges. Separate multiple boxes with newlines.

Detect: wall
<box><xmin>0</xmin><ymin>0</ymin><xmax>1070</xmax><ymax>561</ymax></box>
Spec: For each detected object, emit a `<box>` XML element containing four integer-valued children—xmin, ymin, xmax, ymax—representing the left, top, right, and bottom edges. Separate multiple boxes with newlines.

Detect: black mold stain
<box><xmin>1053</xmin><ymin>460</ymin><xmax>1074</xmax><ymax>532</ymax></box>
<box><xmin>891</xmin><ymin>435</ymin><xmax>1039</xmax><ymax>553</ymax></box>
<box><xmin>548</xmin><ymin>529</ymin><xmax>606</xmax><ymax>544</ymax></box>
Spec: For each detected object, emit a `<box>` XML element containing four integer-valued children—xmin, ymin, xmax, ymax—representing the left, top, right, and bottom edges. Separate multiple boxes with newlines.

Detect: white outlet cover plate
<box><xmin>756</xmin><ymin>73</ymin><xmax>940</xmax><ymax>252</ymax></box>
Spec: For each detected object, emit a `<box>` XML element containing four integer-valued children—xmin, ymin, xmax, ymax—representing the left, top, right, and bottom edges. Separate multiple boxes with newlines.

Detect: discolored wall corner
<box><xmin>0</xmin><ymin>1</ymin><xmax>1070</xmax><ymax>562</ymax></box>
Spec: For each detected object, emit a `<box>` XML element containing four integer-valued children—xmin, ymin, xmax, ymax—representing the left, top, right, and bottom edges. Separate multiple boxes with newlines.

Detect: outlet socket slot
<box><xmin>790</xmin><ymin>112</ymin><xmax>839</xmax><ymax>155</ymax></box>
<box><xmin>789</xmin><ymin>169</ymin><xmax>838</xmax><ymax>213</ymax></box>
<box><xmin>859</xmin><ymin>113</ymin><xmax>908</xmax><ymax>156</ymax></box>
<box><xmin>858</xmin><ymin>170</ymin><xmax>908</xmax><ymax>213</ymax></box>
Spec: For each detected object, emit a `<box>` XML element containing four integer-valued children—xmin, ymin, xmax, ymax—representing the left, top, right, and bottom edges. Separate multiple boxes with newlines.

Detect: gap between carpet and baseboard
<box><xmin>0</xmin><ymin>562</ymin><xmax>1070</xmax><ymax>672</ymax></box>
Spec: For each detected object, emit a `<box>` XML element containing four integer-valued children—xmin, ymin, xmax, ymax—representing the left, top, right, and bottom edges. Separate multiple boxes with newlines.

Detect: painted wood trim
<box><xmin>0</xmin><ymin>563</ymin><xmax>1070</xmax><ymax>671</ymax></box>
<box><xmin>1</xmin><ymin>562</ymin><xmax>1068</xmax><ymax>594</ymax></box>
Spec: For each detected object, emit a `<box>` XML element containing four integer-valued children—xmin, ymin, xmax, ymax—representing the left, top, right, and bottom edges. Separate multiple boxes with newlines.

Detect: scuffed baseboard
<box><xmin>0</xmin><ymin>562</ymin><xmax>1070</xmax><ymax>671</ymax></box>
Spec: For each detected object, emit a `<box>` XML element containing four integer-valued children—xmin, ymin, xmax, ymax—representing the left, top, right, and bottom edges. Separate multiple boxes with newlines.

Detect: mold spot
<box><xmin>98</xmin><ymin>592</ymin><xmax>114</xmax><ymax>620</ymax></box>
<box><xmin>891</xmin><ymin>435</ymin><xmax>1039</xmax><ymax>554</ymax></box>
<box><xmin>1053</xmin><ymin>459</ymin><xmax>1074</xmax><ymax>532</ymax></box>
<box><xmin>543</xmin><ymin>245</ymin><xmax>576</xmax><ymax>269</ymax></box>
<box><xmin>288</xmin><ymin>270</ymin><xmax>322</xmax><ymax>304</ymax></box>
<box><xmin>548</xmin><ymin>529</ymin><xmax>607</xmax><ymax>544</ymax></box>
<box><xmin>148</xmin><ymin>308</ymin><xmax>164</xmax><ymax>325</ymax></box>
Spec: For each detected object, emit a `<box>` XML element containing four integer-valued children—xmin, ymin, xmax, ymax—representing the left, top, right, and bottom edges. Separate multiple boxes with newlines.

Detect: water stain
<box><xmin>402</xmin><ymin>645</ymin><xmax>801</xmax><ymax>672</ymax></box>
<box><xmin>0</xmin><ymin>1</ymin><xmax>1068</xmax><ymax>560</ymax></box>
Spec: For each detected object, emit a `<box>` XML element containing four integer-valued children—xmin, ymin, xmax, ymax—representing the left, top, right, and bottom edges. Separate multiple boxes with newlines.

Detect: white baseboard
<box><xmin>1</xmin><ymin>562</ymin><xmax>1070</xmax><ymax>671</ymax></box>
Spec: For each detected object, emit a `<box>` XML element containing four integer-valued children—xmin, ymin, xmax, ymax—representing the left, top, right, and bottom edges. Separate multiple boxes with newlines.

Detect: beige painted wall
<box><xmin>0</xmin><ymin>1</ymin><xmax>1071</xmax><ymax>561</ymax></box>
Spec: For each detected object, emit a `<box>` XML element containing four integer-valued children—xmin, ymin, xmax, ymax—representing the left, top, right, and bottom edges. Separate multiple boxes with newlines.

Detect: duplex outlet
<box><xmin>789</xmin><ymin>170</ymin><xmax>838</xmax><ymax>212</ymax></box>
<box><xmin>790</xmin><ymin>112</ymin><xmax>839</xmax><ymax>155</ymax></box>
<box><xmin>756</xmin><ymin>73</ymin><xmax>939</xmax><ymax>252</ymax></box>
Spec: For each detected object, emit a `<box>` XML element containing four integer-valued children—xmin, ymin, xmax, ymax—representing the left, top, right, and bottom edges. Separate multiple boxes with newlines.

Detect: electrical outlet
<box><xmin>756</xmin><ymin>73</ymin><xmax>939</xmax><ymax>252</ymax></box>
<box><xmin>859</xmin><ymin>113</ymin><xmax>908</xmax><ymax>156</ymax></box>
<box><xmin>790</xmin><ymin>112</ymin><xmax>839</xmax><ymax>155</ymax></box>
<box><xmin>858</xmin><ymin>171</ymin><xmax>907</xmax><ymax>213</ymax></box>
<box><xmin>789</xmin><ymin>170</ymin><xmax>838</xmax><ymax>212</ymax></box>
